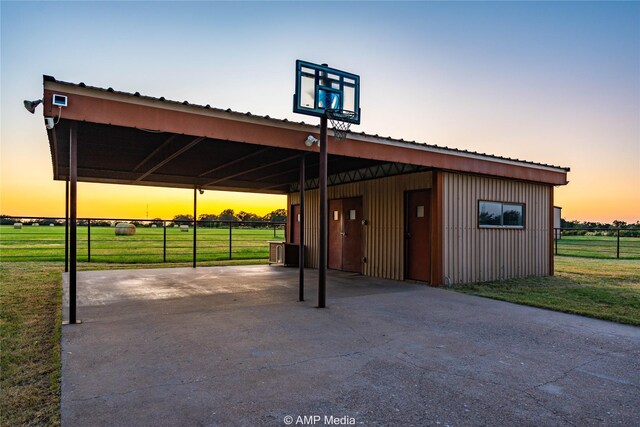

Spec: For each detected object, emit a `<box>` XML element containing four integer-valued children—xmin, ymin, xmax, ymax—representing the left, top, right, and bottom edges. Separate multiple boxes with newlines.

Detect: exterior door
<box><xmin>328</xmin><ymin>199</ymin><xmax>343</xmax><ymax>270</ymax></box>
<box><xmin>328</xmin><ymin>197</ymin><xmax>363</xmax><ymax>273</ymax></box>
<box><xmin>291</xmin><ymin>204</ymin><xmax>300</xmax><ymax>244</ymax></box>
<box><xmin>406</xmin><ymin>190</ymin><xmax>431</xmax><ymax>282</ymax></box>
<box><xmin>342</xmin><ymin>198</ymin><xmax>363</xmax><ymax>273</ymax></box>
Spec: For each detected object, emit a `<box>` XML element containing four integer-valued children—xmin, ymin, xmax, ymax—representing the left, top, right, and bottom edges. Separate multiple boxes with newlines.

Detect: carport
<box><xmin>41</xmin><ymin>75</ymin><xmax>567</xmax><ymax>323</ymax></box>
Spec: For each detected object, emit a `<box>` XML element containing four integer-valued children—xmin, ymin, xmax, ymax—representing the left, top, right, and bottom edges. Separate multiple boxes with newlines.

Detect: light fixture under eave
<box><xmin>305</xmin><ymin>135</ymin><xmax>319</xmax><ymax>147</ymax></box>
<box><xmin>23</xmin><ymin>99</ymin><xmax>43</xmax><ymax>114</ymax></box>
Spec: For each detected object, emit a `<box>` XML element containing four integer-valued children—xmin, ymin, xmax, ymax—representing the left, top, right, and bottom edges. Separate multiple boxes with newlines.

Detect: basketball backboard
<box><xmin>293</xmin><ymin>60</ymin><xmax>361</xmax><ymax>124</ymax></box>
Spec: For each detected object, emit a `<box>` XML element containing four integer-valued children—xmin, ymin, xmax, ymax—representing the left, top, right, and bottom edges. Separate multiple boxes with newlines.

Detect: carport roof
<box><xmin>42</xmin><ymin>75</ymin><xmax>569</xmax><ymax>193</ymax></box>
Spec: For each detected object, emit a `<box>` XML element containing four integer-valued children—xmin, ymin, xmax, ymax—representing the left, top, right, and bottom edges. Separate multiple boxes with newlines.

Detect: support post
<box><xmin>555</xmin><ymin>229</ymin><xmax>559</xmax><ymax>255</ymax></box>
<box><xmin>69</xmin><ymin>123</ymin><xmax>78</xmax><ymax>324</ymax></box>
<box><xmin>616</xmin><ymin>228</ymin><xmax>620</xmax><ymax>259</ymax></box>
<box><xmin>318</xmin><ymin>116</ymin><xmax>328</xmax><ymax>308</ymax></box>
<box><xmin>229</xmin><ymin>223</ymin><xmax>233</xmax><ymax>259</ymax></box>
<box><xmin>163</xmin><ymin>221</ymin><xmax>167</xmax><ymax>262</ymax></box>
<box><xmin>87</xmin><ymin>219</ymin><xmax>91</xmax><ymax>262</ymax></box>
<box><xmin>299</xmin><ymin>154</ymin><xmax>305</xmax><ymax>302</ymax></box>
<box><xmin>193</xmin><ymin>187</ymin><xmax>197</xmax><ymax>268</ymax></box>
<box><xmin>65</xmin><ymin>178</ymin><xmax>69</xmax><ymax>272</ymax></box>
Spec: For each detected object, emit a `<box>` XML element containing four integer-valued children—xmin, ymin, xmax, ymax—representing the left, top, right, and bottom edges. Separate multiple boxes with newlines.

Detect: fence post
<box><xmin>87</xmin><ymin>219</ymin><xmax>91</xmax><ymax>262</ymax></box>
<box><xmin>555</xmin><ymin>228</ymin><xmax>558</xmax><ymax>255</ymax></box>
<box><xmin>229</xmin><ymin>223</ymin><xmax>233</xmax><ymax>260</ymax></box>
<box><xmin>273</xmin><ymin>223</ymin><xmax>276</xmax><ymax>238</ymax></box>
<box><xmin>617</xmin><ymin>228</ymin><xmax>620</xmax><ymax>259</ymax></box>
<box><xmin>163</xmin><ymin>221</ymin><xmax>167</xmax><ymax>263</ymax></box>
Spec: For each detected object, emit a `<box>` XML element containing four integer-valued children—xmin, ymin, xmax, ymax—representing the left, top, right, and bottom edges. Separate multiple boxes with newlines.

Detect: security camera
<box><xmin>44</xmin><ymin>117</ymin><xmax>55</xmax><ymax>130</ymax></box>
<box><xmin>305</xmin><ymin>135</ymin><xmax>319</xmax><ymax>147</ymax></box>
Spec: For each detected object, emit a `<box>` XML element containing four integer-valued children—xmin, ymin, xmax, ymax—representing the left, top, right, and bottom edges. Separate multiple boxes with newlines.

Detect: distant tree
<box><xmin>172</xmin><ymin>214</ymin><xmax>193</xmax><ymax>226</ymax></box>
<box><xmin>217</xmin><ymin>209</ymin><xmax>237</xmax><ymax>222</ymax></box>
<box><xmin>0</xmin><ymin>216</ymin><xmax>17</xmax><ymax>225</ymax></box>
<box><xmin>262</xmin><ymin>209</ymin><xmax>287</xmax><ymax>223</ymax></box>
<box><xmin>612</xmin><ymin>220</ymin><xmax>627</xmax><ymax>228</ymax></box>
<box><xmin>236</xmin><ymin>211</ymin><xmax>260</xmax><ymax>222</ymax></box>
<box><xmin>198</xmin><ymin>213</ymin><xmax>218</xmax><ymax>227</ymax></box>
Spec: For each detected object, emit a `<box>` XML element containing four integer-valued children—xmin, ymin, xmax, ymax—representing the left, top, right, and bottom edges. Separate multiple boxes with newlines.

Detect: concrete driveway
<box><xmin>61</xmin><ymin>265</ymin><xmax>640</xmax><ymax>426</ymax></box>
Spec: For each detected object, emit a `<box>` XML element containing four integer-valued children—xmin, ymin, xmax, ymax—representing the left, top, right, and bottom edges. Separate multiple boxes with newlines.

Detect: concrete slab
<box><xmin>62</xmin><ymin>265</ymin><xmax>640</xmax><ymax>426</ymax></box>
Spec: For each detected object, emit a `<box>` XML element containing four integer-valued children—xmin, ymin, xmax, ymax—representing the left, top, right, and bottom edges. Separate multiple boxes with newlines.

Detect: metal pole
<box><xmin>555</xmin><ymin>228</ymin><xmax>558</xmax><ymax>255</ymax></box>
<box><xmin>299</xmin><ymin>154</ymin><xmax>305</xmax><ymax>302</ymax></box>
<box><xmin>229</xmin><ymin>223</ymin><xmax>233</xmax><ymax>259</ymax></box>
<box><xmin>163</xmin><ymin>220</ymin><xmax>167</xmax><ymax>262</ymax></box>
<box><xmin>65</xmin><ymin>178</ymin><xmax>69</xmax><ymax>272</ymax></box>
<box><xmin>87</xmin><ymin>219</ymin><xmax>91</xmax><ymax>263</ymax></box>
<box><xmin>69</xmin><ymin>123</ymin><xmax>78</xmax><ymax>324</ymax></box>
<box><xmin>273</xmin><ymin>223</ymin><xmax>276</xmax><ymax>238</ymax></box>
<box><xmin>617</xmin><ymin>228</ymin><xmax>620</xmax><ymax>259</ymax></box>
<box><xmin>193</xmin><ymin>188</ymin><xmax>197</xmax><ymax>268</ymax></box>
<box><xmin>318</xmin><ymin>115</ymin><xmax>328</xmax><ymax>308</ymax></box>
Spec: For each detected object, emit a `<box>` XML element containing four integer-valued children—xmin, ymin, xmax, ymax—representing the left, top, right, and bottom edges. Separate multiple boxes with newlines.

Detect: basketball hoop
<box><xmin>326</xmin><ymin>109</ymin><xmax>356</xmax><ymax>141</ymax></box>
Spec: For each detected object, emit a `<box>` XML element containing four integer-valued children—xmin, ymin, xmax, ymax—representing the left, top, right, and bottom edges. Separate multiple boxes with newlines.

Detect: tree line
<box><xmin>171</xmin><ymin>208</ymin><xmax>286</xmax><ymax>224</ymax></box>
<box><xmin>560</xmin><ymin>219</ymin><xmax>640</xmax><ymax>237</ymax></box>
<box><xmin>0</xmin><ymin>208</ymin><xmax>287</xmax><ymax>227</ymax></box>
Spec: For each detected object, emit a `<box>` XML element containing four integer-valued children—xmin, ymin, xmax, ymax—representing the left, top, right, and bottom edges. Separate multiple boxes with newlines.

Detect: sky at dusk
<box><xmin>1</xmin><ymin>1</ymin><xmax>638</xmax><ymax>222</ymax></box>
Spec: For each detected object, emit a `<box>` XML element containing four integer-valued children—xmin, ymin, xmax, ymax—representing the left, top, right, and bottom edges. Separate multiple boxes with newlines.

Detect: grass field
<box><xmin>0</xmin><ymin>225</ymin><xmax>285</xmax><ymax>263</ymax></box>
<box><xmin>454</xmin><ymin>257</ymin><xmax>640</xmax><ymax>325</ymax></box>
<box><xmin>2</xmin><ymin>256</ymin><xmax>639</xmax><ymax>425</ymax></box>
<box><xmin>555</xmin><ymin>235</ymin><xmax>640</xmax><ymax>259</ymax></box>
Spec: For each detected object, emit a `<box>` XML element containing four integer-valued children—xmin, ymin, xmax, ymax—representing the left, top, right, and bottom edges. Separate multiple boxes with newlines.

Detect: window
<box><xmin>479</xmin><ymin>201</ymin><xmax>525</xmax><ymax>228</ymax></box>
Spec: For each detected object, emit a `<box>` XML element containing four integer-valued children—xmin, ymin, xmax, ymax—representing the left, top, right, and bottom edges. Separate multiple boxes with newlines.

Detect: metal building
<box><xmin>38</xmin><ymin>75</ymin><xmax>568</xmax><ymax>321</ymax></box>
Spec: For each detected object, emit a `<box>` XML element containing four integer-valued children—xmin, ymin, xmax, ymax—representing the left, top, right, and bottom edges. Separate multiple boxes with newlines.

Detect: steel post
<box><xmin>87</xmin><ymin>219</ymin><xmax>91</xmax><ymax>262</ymax></box>
<box><xmin>69</xmin><ymin>123</ymin><xmax>78</xmax><ymax>324</ymax></box>
<box><xmin>617</xmin><ymin>228</ymin><xmax>620</xmax><ymax>259</ymax></box>
<box><xmin>193</xmin><ymin>188</ymin><xmax>197</xmax><ymax>268</ymax></box>
<box><xmin>229</xmin><ymin>224</ymin><xmax>233</xmax><ymax>259</ymax></box>
<box><xmin>163</xmin><ymin>221</ymin><xmax>167</xmax><ymax>262</ymax></box>
<box><xmin>318</xmin><ymin>116</ymin><xmax>328</xmax><ymax>308</ymax></box>
<box><xmin>299</xmin><ymin>154</ymin><xmax>306</xmax><ymax>302</ymax></box>
<box><xmin>65</xmin><ymin>178</ymin><xmax>69</xmax><ymax>272</ymax></box>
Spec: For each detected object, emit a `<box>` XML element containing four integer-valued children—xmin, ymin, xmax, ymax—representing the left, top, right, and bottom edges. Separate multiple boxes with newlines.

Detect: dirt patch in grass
<box><xmin>453</xmin><ymin>257</ymin><xmax>640</xmax><ymax>326</ymax></box>
<box><xmin>0</xmin><ymin>263</ymin><xmax>62</xmax><ymax>426</ymax></box>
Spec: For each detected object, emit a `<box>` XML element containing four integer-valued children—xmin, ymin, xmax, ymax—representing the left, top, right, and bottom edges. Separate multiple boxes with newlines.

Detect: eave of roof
<box><xmin>42</xmin><ymin>75</ymin><xmax>569</xmax><ymax>175</ymax></box>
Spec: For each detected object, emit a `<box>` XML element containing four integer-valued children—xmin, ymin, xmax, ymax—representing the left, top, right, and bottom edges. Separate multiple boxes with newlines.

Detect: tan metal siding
<box><xmin>288</xmin><ymin>171</ymin><xmax>433</xmax><ymax>280</ymax></box>
<box><xmin>442</xmin><ymin>172</ymin><xmax>551</xmax><ymax>284</ymax></box>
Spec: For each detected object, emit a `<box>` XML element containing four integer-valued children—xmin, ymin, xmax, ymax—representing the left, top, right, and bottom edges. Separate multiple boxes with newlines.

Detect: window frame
<box><xmin>478</xmin><ymin>200</ymin><xmax>526</xmax><ymax>229</ymax></box>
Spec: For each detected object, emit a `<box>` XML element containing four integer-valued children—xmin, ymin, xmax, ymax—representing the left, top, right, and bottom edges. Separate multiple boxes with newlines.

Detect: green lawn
<box><xmin>555</xmin><ymin>235</ymin><xmax>640</xmax><ymax>259</ymax></box>
<box><xmin>454</xmin><ymin>256</ymin><xmax>640</xmax><ymax>325</ymax></box>
<box><xmin>2</xmin><ymin>256</ymin><xmax>639</xmax><ymax>425</ymax></box>
<box><xmin>0</xmin><ymin>225</ymin><xmax>284</xmax><ymax>263</ymax></box>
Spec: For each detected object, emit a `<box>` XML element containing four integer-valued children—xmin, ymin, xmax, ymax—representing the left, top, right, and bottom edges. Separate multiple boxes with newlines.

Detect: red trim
<box><xmin>44</xmin><ymin>89</ymin><xmax>569</xmax><ymax>186</ymax></box>
<box><xmin>430</xmin><ymin>171</ymin><xmax>444</xmax><ymax>286</ymax></box>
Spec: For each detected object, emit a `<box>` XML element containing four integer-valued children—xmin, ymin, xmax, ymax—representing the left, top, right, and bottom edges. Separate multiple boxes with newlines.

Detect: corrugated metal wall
<box><xmin>288</xmin><ymin>171</ymin><xmax>433</xmax><ymax>280</ymax></box>
<box><xmin>442</xmin><ymin>172</ymin><xmax>551</xmax><ymax>284</ymax></box>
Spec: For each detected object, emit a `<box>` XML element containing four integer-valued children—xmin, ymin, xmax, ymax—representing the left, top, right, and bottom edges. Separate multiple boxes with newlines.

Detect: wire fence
<box><xmin>0</xmin><ymin>216</ymin><xmax>286</xmax><ymax>264</ymax></box>
<box><xmin>554</xmin><ymin>228</ymin><xmax>640</xmax><ymax>259</ymax></box>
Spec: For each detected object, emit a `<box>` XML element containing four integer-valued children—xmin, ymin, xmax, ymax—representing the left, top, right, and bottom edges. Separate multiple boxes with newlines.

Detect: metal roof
<box><xmin>42</xmin><ymin>75</ymin><xmax>569</xmax><ymax>193</ymax></box>
<box><xmin>43</xmin><ymin>75</ymin><xmax>569</xmax><ymax>173</ymax></box>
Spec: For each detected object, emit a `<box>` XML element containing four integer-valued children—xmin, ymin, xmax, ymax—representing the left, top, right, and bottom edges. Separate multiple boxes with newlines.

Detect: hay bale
<box><xmin>49</xmin><ymin>224</ymin><xmax>55</xmax><ymax>226</ymax></box>
<box><xmin>13</xmin><ymin>223</ymin><xmax>22</xmax><ymax>229</ymax></box>
<box><xmin>32</xmin><ymin>223</ymin><xmax>40</xmax><ymax>227</ymax></box>
<box><xmin>115</xmin><ymin>222</ymin><xmax>136</xmax><ymax>236</ymax></box>
<box><xmin>180</xmin><ymin>225</ymin><xmax>189</xmax><ymax>232</ymax></box>
<box><xmin>174</xmin><ymin>225</ymin><xmax>180</xmax><ymax>228</ymax></box>
<box><xmin>151</xmin><ymin>224</ymin><xmax>157</xmax><ymax>228</ymax></box>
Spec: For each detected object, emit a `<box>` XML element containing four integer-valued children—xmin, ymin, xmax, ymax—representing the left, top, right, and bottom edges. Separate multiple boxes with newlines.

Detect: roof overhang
<box><xmin>43</xmin><ymin>76</ymin><xmax>569</xmax><ymax>193</ymax></box>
